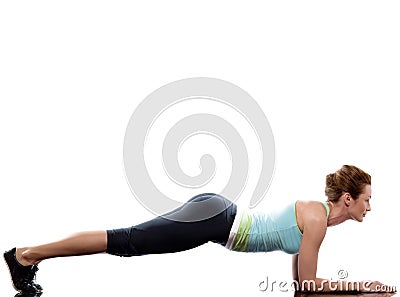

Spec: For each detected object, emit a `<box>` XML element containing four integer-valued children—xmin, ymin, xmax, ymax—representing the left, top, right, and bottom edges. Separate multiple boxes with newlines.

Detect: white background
<box><xmin>0</xmin><ymin>1</ymin><xmax>399</xmax><ymax>296</ymax></box>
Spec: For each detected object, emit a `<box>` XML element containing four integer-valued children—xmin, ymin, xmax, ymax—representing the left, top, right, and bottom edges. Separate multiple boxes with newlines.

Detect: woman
<box><xmin>4</xmin><ymin>165</ymin><xmax>394</xmax><ymax>294</ymax></box>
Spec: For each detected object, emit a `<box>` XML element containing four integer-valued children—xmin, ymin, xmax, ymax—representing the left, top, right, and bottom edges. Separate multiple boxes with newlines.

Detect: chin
<box><xmin>353</xmin><ymin>216</ymin><xmax>364</xmax><ymax>222</ymax></box>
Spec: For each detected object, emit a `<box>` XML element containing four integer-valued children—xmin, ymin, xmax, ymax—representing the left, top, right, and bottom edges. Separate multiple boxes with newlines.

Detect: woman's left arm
<box><xmin>296</xmin><ymin>203</ymin><xmax>396</xmax><ymax>293</ymax></box>
<box><xmin>297</xmin><ymin>213</ymin><xmax>327</xmax><ymax>291</ymax></box>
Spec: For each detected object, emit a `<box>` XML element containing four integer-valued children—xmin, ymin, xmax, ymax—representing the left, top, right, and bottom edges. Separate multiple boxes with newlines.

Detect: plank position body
<box><xmin>4</xmin><ymin>165</ymin><xmax>394</xmax><ymax>294</ymax></box>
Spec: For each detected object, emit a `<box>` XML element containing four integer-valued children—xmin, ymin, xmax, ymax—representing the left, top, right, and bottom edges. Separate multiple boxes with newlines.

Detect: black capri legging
<box><xmin>106</xmin><ymin>193</ymin><xmax>237</xmax><ymax>257</ymax></box>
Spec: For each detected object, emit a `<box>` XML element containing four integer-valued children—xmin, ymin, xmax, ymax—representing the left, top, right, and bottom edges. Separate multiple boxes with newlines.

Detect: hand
<box><xmin>360</xmin><ymin>280</ymin><xmax>397</xmax><ymax>293</ymax></box>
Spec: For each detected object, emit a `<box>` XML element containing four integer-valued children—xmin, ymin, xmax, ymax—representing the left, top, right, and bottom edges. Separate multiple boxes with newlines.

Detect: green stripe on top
<box><xmin>231</xmin><ymin>210</ymin><xmax>252</xmax><ymax>252</ymax></box>
<box><xmin>322</xmin><ymin>201</ymin><xmax>330</xmax><ymax>217</ymax></box>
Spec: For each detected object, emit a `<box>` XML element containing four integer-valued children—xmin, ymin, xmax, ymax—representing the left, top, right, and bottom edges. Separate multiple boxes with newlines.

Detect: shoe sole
<box><xmin>3</xmin><ymin>251</ymin><xmax>43</xmax><ymax>294</ymax></box>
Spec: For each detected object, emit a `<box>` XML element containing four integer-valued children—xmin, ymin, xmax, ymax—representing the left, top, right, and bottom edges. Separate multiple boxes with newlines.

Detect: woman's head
<box><xmin>325</xmin><ymin>165</ymin><xmax>372</xmax><ymax>222</ymax></box>
<box><xmin>325</xmin><ymin>165</ymin><xmax>371</xmax><ymax>202</ymax></box>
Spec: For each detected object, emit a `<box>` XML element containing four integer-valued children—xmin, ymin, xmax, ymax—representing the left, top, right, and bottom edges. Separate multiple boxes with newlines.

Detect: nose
<box><xmin>367</xmin><ymin>203</ymin><xmax>371</xmax><ymax>212</ymax></box>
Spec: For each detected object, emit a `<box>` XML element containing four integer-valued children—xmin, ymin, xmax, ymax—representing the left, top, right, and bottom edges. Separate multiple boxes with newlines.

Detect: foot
<box><xmin>15</xmin><ymin>248</ymin><xmax>36</xmax><ymax>266</ymax></box>
<box><xmin>4</xmin><ymin>247</ymin><xmax>43</xmax><ymax>293</ymax></box>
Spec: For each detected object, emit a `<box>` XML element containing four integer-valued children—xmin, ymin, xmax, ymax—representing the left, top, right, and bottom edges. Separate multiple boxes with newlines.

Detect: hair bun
<box><xmin>326</xmin><ymin>173</ymin><xmax>335</xmax><ymax>187</ymax></box>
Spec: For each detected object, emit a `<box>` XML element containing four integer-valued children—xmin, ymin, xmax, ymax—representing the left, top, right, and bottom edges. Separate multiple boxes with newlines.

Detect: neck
<box><xmin>326</xmin><ymin>201</ymin><xmax>351</xmax><ymax>227</ymax></box>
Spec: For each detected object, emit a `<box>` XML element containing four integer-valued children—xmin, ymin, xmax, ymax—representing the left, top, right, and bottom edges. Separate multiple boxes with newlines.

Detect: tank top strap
<box><xmin>321</xmin><ymin>201</ymin><xmax>330</xmax><ymax>218</ymax></box>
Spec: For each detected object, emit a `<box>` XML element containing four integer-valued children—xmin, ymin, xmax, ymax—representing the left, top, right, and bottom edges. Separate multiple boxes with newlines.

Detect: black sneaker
<box><xmin>4</xmin><ymin>247</ymin><xmax>43</xmax><ymax>293</ymax></box>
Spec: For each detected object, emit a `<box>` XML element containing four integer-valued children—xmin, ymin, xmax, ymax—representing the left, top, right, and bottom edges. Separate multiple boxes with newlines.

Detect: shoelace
<box><xmin>21</xmin><ymin>266</ymin><xmax>39</xmax><ymax>284</ymax></box>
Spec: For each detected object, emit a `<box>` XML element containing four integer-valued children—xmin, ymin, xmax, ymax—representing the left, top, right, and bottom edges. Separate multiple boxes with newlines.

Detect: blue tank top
<box><xmin>225</xmin><ymin>201</ymin><xmax>330</xmax><ymax>254</ymax></box>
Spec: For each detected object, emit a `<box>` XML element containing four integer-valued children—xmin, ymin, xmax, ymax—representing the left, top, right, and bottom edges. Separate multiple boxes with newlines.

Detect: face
<box><xmin>348</xmin><ymin>184</ymin><xmax>372</xmax><ymax>222</ymax></box>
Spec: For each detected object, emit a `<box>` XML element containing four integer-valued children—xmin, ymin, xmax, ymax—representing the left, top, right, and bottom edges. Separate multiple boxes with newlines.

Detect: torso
<box><xmin>225</xmin><ymin>200</ymin><xmax>331</xmax><ymax>254</ymax></box>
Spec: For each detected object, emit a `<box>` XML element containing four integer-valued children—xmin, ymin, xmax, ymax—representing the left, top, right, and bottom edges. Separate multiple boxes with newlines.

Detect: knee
<box><xmin>106</xmin><ymin>227</ymin><xmax>141</xmax><ymax>257</ymax></box>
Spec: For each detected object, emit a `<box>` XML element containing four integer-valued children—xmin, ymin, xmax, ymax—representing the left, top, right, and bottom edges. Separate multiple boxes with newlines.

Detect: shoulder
<box><xmin>297</xmin><ymin>200</ymin><xmax>328</xmax><ymax>220</ymax></box>
<box><xmin>296</xmin><ymin>200</ymin><xmax>328</xmax><ymax>234</ymax></box>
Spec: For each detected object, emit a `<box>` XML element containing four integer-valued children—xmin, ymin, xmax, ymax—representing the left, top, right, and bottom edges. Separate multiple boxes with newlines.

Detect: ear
<box><xmin>344</xmin><ymin>193</ymin><xmax>352</xmax><ymax>207</ymax></box>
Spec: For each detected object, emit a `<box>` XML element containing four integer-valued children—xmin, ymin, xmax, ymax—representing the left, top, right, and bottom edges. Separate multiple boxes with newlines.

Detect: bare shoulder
<box><xmin>297</xmin><ymin>200</ymin><xmax>328</xmax><ymax>219</ymax></box>
<box><xmin>296</xmin><ymin>200</ymin><xmax>328</xmax><ymax>233</ymax></box>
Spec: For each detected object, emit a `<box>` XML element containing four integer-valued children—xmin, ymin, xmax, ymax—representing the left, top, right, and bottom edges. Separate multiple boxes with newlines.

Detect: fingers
<box><xmin>361</xmin><ymin>281</ymin><xmax>397</xmax><ymax>293</ymax></box>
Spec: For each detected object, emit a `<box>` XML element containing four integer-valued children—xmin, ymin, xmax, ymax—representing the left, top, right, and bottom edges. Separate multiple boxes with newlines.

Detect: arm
<box><xmin>296</xmin><ymin>205</ymin><xmax>395</xmax><ymax>293</ymax></box>
<box><xmin>297</xmin><ymin>211</ymin><xmax>367</xmax><ymax>292</ymax></box>
<box><xmin>296</xmin><ymin>202</ymin><xmax>353</xmax><ymax>292</ymax></box>
<box><xmin>297</xmin><ymin>213</ymin><xmax>328</xmax><ymax>292</ymax></box>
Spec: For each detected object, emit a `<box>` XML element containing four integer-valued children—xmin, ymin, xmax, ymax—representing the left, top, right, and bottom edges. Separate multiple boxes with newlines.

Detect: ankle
<box><xmin>16</xmin><ymin>248</ymin><xmax>37</xmax><ymax>266</ymax></box>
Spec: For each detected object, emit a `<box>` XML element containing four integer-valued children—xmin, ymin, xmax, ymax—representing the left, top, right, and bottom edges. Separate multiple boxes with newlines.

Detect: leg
<box><xmin>16</xmin><ymin>230</ymin><xmax>107</xmax><ymax>266</ymax></box>
<box><xmin>5</xmin><ymin>231</ymin><xmax>107</xmax><ymax>292</ymax></box>
<box><xmin>5</xmin><ymin>193</ymin><xmax>235</xmax><ymax>293</ymax></box>
<box><xmin>106</xmin><ymin>193</ymin><xmax>237</xmax><ymax>257</ymax></box>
